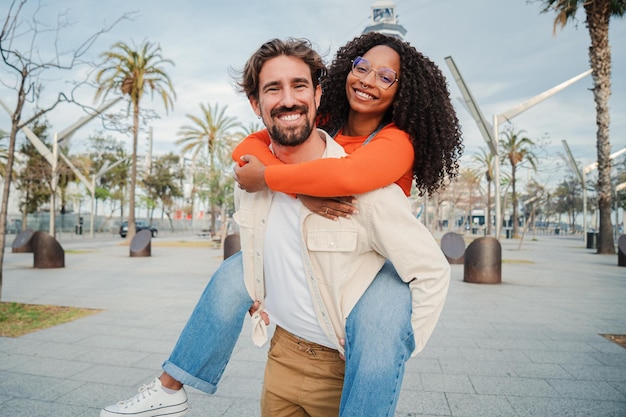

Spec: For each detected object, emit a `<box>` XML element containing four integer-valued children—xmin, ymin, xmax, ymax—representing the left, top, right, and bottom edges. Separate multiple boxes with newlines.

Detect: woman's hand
<box><xmin>235</xmin><ymin>155</ymin><xmax>267</xmax><ymax>192</ymax></box>
<box><xmin>249</xmin><ymin>300</ymin><xmax>270</xmax><ymax>325</ymax></box>
<box><xmin>298</xmin><ymin>195</ymin><xmax>359</xmax><ymax>221</ymax></box>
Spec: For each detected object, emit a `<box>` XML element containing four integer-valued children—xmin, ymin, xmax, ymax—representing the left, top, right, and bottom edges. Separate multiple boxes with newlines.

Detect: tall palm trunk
<box><xmin>127</xmin><ymin>101</ymin><xmax>139</xmax><ymax>239</ymax></box>
<box><xmin>511</xmin><ymin>164</ymin><xmax>518</xmax><ymax>237</ymax></box>
<box><xmin>585</xmin><ymin>1</ymin><xmax>614</xmax><ymax>254</ymax></box>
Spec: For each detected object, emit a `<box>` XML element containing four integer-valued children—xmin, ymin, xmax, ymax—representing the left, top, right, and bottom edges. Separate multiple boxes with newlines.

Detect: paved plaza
<box><xmin>0</xmin><ymin>232</ymin><xmax>625</xmax><ymax>416</ymax></box>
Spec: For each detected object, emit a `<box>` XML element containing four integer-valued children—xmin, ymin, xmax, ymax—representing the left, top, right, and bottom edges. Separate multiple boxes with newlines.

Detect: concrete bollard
<box><xmin>463</xmin><ymin>237</ymin><xmax>501</xmax><ymax>284</ymax></box>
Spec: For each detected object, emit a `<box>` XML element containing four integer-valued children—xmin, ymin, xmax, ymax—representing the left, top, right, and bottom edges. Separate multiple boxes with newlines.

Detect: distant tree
<box><xmin>14</xmin><ymin>119</ymin><xmax>52</xmax><ymax>223</ymax></box>
<box><xmin>84</xmin><ymin>133</ymin><xmax>129</xmax><ymax>230</ymax></box>
<box><xmin>473</xmin><ymin>147</ymin><xmax>495</xmax><ymax>235</ymax></box>
<box><xmin>56</xmin><ymin>153</ymin><xmax>77</xmax><ymax>231</ymax></box>
<box><xmin>95</xmin><ymin>40</ymin><xmax>175</xmax><ymax>240</ymax></box>
<box><xmin>457</xmin><ymin>168</ymin><xmax>482</xmax><ymax>231</ymax></box>
<box><xmin>554</xmin><ymin>177</ymin><xmax>584</xmax><ymax>231</ymax></box>
<box><xmin>177</xmin><ymin>103</ymin><xmax>241</xmax><ymax>167</ymax></box>
<box><xmin>235</xmin><ymin>121</ymin><xmax>264</xmax><ymax>141</ymax></box>
<box><xmin>520</xmin><ymin>179</ymin><xmax>547</xmax><ymax>241</ymax></box>
<box><xmin>500</xmin><ymin>127</ymin><xmax>538</xmax><ymax>237</ymax></box>
<box><xmin>536</xmin><ymin>0</ymin><xmax>625</xmax><ymax>253</ymax></box>
<box><xmin>141</xmin><ymin>152</ymin><xmax>183</xmax><ymax>228</ymax></box>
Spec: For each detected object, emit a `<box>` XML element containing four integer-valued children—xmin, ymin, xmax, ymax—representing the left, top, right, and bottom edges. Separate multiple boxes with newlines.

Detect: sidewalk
<box><xmin>0</xmin><ymin>233</ymin><xmax>624</xmax><ymax>416</ymax></box>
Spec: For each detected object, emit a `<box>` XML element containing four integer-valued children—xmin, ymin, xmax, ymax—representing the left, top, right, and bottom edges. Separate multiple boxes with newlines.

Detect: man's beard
<box><xmin>266</xmin><ymin>106</ymin><xmax>315</xmax><ymax>147</ymax></box>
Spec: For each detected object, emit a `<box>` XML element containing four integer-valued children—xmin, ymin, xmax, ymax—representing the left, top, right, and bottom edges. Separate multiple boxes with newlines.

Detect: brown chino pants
<box><xmin>261</xmin><ymin>326</ymin><xmax>345</xmax><ymax>417</ymax></box>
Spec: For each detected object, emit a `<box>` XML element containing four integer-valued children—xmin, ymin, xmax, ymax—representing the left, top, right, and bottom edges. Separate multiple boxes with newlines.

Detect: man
<box><xmin>233</xmin><ymin>38</ymin><xmax>450</xmax><ymax>416</ymax></box>
<box><xmin>100</xmin><ymin>37</ymin><xmax>450</xmax><ymax>417</ymax></box>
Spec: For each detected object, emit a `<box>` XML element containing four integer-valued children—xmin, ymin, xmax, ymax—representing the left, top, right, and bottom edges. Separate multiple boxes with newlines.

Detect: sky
<box><xmin>1</xmin><ymin>0</ymin><xmax>625</xmax><ymax>190</ymax></box>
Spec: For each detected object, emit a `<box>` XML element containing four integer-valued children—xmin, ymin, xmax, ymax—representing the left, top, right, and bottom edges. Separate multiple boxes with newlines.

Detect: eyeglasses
<box><xmin>350</xmin><ymin>56</ymin><xmax>398</xmax><ymax>89</ymax></box>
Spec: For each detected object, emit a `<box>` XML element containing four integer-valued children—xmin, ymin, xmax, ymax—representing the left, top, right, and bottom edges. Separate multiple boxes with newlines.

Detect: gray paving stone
<box><xmin>419</xmin><ymin>373</ymin><xmax>475</xmax><ymax>393</ymax></box>
<box><xmin>2</xmin><ymin>233</ymin><xmax>626</xmax><ymax>416</ymax></box>
<box><xmin>470</xmin><ymin>375</ymin><xmax>560</xmax><ymax>396</ymax></box>
<box><xmin>395</xmin><ymin>390</ymin><xmax>450</xmax><ymax>416</ymax></box>
<box><xmin>548</xmin><ymin>378</ymin><xmax>626</xmax><ymax>401</ymax></box>
<box><xmin>562</xmin><ymin>363</ymin><xmax>626</xmax><ymax>382</ymax></box>
<box><xmin>508</xmin><ymin>396</ymin><xmax>626</xmax><ymax>417</ymax></box>
<box><xmin>446</xmin><ymin>393</ymin><xmax>518</xmax><ymax>417</ymax></box>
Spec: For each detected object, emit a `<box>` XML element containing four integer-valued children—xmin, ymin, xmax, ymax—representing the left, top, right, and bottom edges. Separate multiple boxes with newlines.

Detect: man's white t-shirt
<box><xmin>263</xmin><ymin>192</ymin><xmax>334</xmax><ymax>348</ymax></box>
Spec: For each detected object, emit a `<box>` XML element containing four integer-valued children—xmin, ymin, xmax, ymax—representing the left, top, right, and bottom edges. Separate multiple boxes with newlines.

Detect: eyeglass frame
<box><xmin>350</xmin><ymin>56</ymin><xmax>399</xmax><ymax>90</ymax></box>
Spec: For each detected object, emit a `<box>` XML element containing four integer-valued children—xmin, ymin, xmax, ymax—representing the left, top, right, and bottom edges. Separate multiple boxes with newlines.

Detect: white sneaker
<box><xmin>100</xmin><ymin>377</ymin><xmax>189</xmax><ymax>417</ymax></box>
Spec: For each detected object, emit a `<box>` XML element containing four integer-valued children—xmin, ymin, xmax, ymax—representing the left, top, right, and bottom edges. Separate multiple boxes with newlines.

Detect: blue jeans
<box><xmin>163</xmin><ymin>254</ymin><xmax>413</xmax><ymax>417</ymax></box>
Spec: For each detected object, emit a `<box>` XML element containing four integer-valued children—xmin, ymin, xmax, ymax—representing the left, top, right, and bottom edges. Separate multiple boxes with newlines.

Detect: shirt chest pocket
<box><xmin>306</xmin><ymin>229</ymin><xmax>358</xmax><ymax>285</ymax></box>
<box><xmin>233</xmin><ymin>209</ymin><xmax>256</xmax><ymax>255</ymax></box>
<box><xmin>306</xmin><ymin>229</ymin><xmax>358</xmax><ymax>252</ymax></box>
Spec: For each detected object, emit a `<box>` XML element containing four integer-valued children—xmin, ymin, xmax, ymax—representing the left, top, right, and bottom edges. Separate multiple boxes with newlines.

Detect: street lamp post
<box><xmin>562</xmin><ymin>139</ymin><xmax>589</xmax><ymax>245</ymax></box>
<box><xmin>444</xmin><ymin>57</ymin><xmax>591</xmax><ymax>239</ymax></box>
<box><xmin>562</xmin><ymin>141</ymin><xmax>626</xmax><ymax>245</ymax></box>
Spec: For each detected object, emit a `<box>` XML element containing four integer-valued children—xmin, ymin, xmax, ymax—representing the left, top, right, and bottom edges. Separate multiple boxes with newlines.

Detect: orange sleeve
<box><xmin>232</xmin><ymin>129</ymin><xmax>281</xmax><ymax>167</ymax></box>
<box><xmin>265</xmin><ymin>127</ymin><xmax>414</xmax><ymax>197</ymax></box>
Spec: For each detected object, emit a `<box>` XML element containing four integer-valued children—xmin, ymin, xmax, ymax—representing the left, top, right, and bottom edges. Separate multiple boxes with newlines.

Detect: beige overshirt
<box><xmin>233</xmin><ymin>130</ymin><xmax>450</xmax><ymax>357</ymax></box>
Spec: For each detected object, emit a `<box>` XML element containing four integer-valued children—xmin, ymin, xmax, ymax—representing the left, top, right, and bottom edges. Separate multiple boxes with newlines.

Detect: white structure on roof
<box><xmin>362</xmin><ymin>0</ymin><xmax>407</xmax><ymax>39</ymax></box>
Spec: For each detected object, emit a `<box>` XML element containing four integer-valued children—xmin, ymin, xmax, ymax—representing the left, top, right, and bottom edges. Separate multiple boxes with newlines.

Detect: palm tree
<box><xmin>176</xmin><ymin>102</ymin><xmax>240</xmax><ymax>235</ymax></box>
<box><xmin>473</xmin><ymin>147</ymin><xmax>495</xmax><ymax>235</ymax></box>
<box><xmin>236</xmin><ymin>121</ymin><xmax>264</xmax><ymax>140</ymax></box>
<box><xmin>500</xmin><ymin>128</ymin><xmax>538</xmax><ymax>238</ymax></box>
<box><xmin>538</xmin><ymin>0</ymin><xmax>625</xmax><ymax>253</ymax></box>
<box><xmin>95</xmin><ymin>40</ymin><xmax>175</xmax><ymax>240</ymax></box>
<box><xmin>177</xmin><ymin>103</ymin><xmax>241</xmax><ymax>167</ymax></box>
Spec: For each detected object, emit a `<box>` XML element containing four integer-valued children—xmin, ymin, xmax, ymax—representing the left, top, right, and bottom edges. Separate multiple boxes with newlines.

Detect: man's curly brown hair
<box><xmin>317</xmin><ymin>32</ymin><xmax>463</xmax><ymax>196</ymax></box>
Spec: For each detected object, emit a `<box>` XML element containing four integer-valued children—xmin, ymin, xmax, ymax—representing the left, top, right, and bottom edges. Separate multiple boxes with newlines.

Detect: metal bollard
<box><xmin>32</xmin><ymin>231</ymin><xmax>65</xmax><ymax>268</ymax></box>
<box><xmin>129</xmin><ymin>230</ymin><xmax>152</xmax><ymax>257</ymax></box>
<box><xmin>463</xmin><ymin>237</ymin><xmax>501</xmax><ymax>284</ymax></box>
<box><xmin>224</xmin><ymin>233</ymin><xmax>241</xmax><ymax>260</ymax></box>
<box><xmin>12</xmin><ymin>230</ymin><xmax>35</xmax><ymax>253</ymax></box>
<box><xmin>440</xmin><ymin>232</ymin><xmax>465</xmax><ymax>264</ymax></box>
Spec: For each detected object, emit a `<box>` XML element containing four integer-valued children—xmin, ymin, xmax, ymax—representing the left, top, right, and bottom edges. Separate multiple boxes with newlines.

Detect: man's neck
<box><xmin>271</xmin><ymin>129</ymin><xmax>326</xmax><ymax>164</ymax></box>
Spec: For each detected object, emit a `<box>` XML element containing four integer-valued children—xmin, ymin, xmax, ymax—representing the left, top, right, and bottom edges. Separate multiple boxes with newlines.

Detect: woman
<box><xmin>232</xmin><ymin>32</ymin><xmax>462</xmax><ymax>416</ymax></box>
<box><xmin>234</xmin><ymin>32</ymin><xmax>462</xmax><ymax>204</ymax></box>
<box><xmin>101</xmin><ymin>33</ymin><xmax>462</xmax><ymax>417</ymax></box>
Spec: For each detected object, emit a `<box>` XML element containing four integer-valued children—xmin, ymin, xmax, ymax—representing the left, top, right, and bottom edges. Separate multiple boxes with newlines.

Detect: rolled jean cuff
<box><xmin>162</xmin><ymin>360</ymin><xmax>218</xmax><ymax>395</ymax></box>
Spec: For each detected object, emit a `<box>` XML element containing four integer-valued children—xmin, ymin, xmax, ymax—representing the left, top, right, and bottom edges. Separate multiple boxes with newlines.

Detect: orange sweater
<box><xmin>232</xmin><ymin>123</ymin><xmax>414</xmax><ymax>197</ymax></box>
